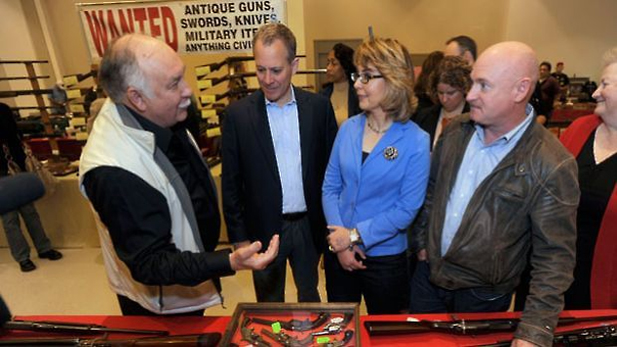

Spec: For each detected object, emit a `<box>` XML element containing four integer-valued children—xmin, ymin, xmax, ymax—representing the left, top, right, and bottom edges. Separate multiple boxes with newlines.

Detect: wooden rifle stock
<box><xmin>0</xmin><ymin>333</ymin><xmax>221</xmax><ymax>346</ymax></box>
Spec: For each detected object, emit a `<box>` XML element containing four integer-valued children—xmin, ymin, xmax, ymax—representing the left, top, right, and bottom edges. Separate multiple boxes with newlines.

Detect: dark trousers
<box><xmin>116</xmin><ymin>295</ymin><xmax>205</xmax><ymax>316</ymax></box>
<box><xmin>252</xmin><ymin>216</ymin><xmax>320</xmax><ymax>302</ymax></box>
<box><xmin>1</xmin><ymin>202</ymin><xmax>51</xmax><ymax>263</ymax></box>
<box><xmin>324</xmin><ymin>250</ymin><xmax>409</xmax><ymax>315</ymax></box>
<box><xmin>409</xmin><ymin>260</ymin><xmax>512</xmax><ymax>313</ymax></box>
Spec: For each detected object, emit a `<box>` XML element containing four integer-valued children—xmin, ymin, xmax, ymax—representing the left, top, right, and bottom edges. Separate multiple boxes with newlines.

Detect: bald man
<box><xmin>79</xmin><ymin>34</ymin><xmax>278</xmax><ymax>316</ymax></box>
<box><xmin>410</xmin><ymin>42</ymin><xmax>579</xmax><ymax>347</ymax></box>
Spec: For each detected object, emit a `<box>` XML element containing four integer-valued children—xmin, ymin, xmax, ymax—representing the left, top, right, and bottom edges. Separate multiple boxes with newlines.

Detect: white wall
<box><xmin>4</xmin><ymin>0</ymin><xmax>617</xmax><ymax>100</ymax></box>
<box><xmin>0</xmin><ymin>0</ymin><xmax>53</xmax><ymax>108</ymax></box>
<box><xmin>505</xmin><ymin>0</ymin><xmax>617</xmax><ymax>82</ymax></box>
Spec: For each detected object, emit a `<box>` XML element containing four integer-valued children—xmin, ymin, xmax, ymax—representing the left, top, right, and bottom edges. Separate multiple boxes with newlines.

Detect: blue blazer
<box><xmin>322</xmin><ymin>114</ymin><xmax>430</xmax><ymax>256</ymax></box>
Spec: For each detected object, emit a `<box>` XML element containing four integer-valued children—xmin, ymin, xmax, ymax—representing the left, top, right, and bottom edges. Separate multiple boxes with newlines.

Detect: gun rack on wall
<box><xmin>0</xmin><ymin>60</ymin><xmax>57</xmax><ymax>152</ymax></box>
<box><xmin>194</xmin><ymin>55</ymin><xmax>326</xmax><ymax>146</ymax></box>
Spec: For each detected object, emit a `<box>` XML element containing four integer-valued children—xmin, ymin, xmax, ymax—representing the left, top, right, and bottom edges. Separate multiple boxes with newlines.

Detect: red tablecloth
<box><xmin>2</xmin><ymin>310</ymin><xmax>617</xmax><ymax>346</ymax></box>
<box><xmin>551</xmin><ymin>105</ymin><xmax>596</xmax><ymax>123</ymax></box>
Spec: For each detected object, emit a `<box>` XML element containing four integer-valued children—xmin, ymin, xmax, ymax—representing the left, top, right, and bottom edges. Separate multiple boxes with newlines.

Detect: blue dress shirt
<box><xmin>265</xmin><ymin>88</ymin><xmax>307</xmax><ymax>214</ymax></box>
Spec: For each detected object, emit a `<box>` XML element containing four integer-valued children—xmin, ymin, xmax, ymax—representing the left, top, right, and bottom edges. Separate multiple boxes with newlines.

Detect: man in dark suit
<box><xmin>222</xmin><ymin>23</ymin><xmax>338</xmax><ymax>302</ymax></box>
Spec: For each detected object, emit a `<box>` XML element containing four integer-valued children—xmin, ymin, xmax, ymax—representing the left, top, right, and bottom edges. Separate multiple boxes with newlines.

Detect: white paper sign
<box><xmin>77</xmin><ymin>0</ymin><xmax>287</xmax><ymax>60</ymax></box>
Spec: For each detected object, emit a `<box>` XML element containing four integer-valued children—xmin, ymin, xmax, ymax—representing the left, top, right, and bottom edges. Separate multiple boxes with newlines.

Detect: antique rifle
<box><xmin>478</xmin><ymin>324</ymin><xmax>617</xmax><ymax>346</ymax></box>
<box><xmin>2</xmin><ymin>320</ymin><xmax>169</xmax><ymax>336</ymax></box>
<box><xmin>0</xmin><ymin>333</ymin><xmax>221</xmax><ymax>346</ymax></box>
<box><xmin>364</xmin><ymin>315</ymin><xmax>617</xmax><ymax>336</ymax></box>
<box><xmin>0</xmin><ymin>89</ymin><xmax>52</xmax><ymax>98</ymax></box>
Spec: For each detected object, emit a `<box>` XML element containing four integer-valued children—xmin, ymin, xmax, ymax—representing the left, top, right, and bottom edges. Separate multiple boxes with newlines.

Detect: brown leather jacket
<box><xmin>412</xmin><ymin>114</ymin><xmax>579</xmax><ymax>347</ymax></box>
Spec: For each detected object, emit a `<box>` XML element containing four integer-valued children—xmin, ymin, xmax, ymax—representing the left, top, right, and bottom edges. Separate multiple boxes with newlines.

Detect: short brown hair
<box><xmin>253</xmin><ymin>23</ymin><xmax>296</xmax><ymax>62</ymax></box>
<box><xmin>429</xmin><ymin>55</ymin><xmax>472</xmax><ymax>99</ymax></box>
<box><xmin>354</xmin><ymin>38</ymin><xmax>416</xmax><ymax>122</ymax></box>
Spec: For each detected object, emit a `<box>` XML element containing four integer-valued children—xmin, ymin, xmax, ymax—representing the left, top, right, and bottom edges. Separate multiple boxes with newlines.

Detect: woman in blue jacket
<box><xmin>323</xmin><ymin>38</ymin><xmax>430</xmax><ymax>314</ymax></box>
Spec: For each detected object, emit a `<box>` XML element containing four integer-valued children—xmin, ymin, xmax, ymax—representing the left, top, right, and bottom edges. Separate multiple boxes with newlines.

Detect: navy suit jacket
<box><xmin>222</xmin><ymin>88</ymin><xmax>337</xmax><ymax>252</ymax></box>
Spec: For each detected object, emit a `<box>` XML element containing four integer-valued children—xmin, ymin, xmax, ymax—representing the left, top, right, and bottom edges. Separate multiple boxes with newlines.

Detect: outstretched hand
<box><xmin>229</xmin><ymin>235</ymin><xmax>280</xmax><ymax>271</ymax></box>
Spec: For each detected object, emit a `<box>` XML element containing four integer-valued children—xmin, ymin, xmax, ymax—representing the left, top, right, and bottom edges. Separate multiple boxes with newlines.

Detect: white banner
<box><xmin>77</xmin><ymin>0</ymin><xmax>287</xmax><ymax>59</ymax></box>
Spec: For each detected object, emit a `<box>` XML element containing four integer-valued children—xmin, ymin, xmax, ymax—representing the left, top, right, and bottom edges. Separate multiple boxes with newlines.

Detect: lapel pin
<box><xmin>383</xmin><ymin>146</ymin><xmax>398</xmax><ymax>161</ymax></box>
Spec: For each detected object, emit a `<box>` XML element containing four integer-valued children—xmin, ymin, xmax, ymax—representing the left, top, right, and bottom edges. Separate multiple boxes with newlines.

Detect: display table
<box><xmin>549</xmin><ymin>103</ymin><xmax>596</xmax><ymax>127</ymax></box>
<box><xmin>0</xmin><ymin>173</ymin><xmax>99</xmax><ymax>248</ymax></box>
<box><xmin>0</xmin><ymin>164</ymin><xmax>228</xmax><ymax>249</ymax></box>
<box><xmin>2</xmin><ymin>310</ymin><xmax>616</xmax><ymax>346</ymax></box>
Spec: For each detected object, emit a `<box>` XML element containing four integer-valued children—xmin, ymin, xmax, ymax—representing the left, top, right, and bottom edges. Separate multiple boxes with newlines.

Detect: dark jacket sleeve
<box><xmin>83</xmin><ymin>166</ymin><xmax>234</xmax><ymax>287</ymax></box>
<box><xmin>514</xmin><ymin>154</ymin><xmax>579</xmax><ymax>347</ymax></box>
<box><xmin>221</xmin><ymin>104</ymin><xmax>249</xmax><ymax>244</ymax></box>
<box><xmin>409</xmin><ymin>126</ymin><xmax>443</xmax><ymax>252</ymax></box>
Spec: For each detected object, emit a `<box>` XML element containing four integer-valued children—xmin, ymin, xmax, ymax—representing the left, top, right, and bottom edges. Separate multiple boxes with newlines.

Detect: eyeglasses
<box><xmin>351</xmin><ymin>72</ymin><xmax>384</xmax><ymax>84</ymax></box>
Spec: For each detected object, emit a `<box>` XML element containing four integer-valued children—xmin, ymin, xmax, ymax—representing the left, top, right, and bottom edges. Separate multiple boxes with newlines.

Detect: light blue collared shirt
<box><xmin>265</xmin><ymin>88</ymin><xmax>307</xmax><ymax>213</ymax></box>
<box><xmin>441</xmin><ymin>104</ymin><xmax>536</xmax><ymax>255</ymax></box>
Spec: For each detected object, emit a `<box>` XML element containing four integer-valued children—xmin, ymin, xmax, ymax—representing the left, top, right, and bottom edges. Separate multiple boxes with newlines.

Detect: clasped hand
<box><xmin>229</xmin><ymin>235</ymin><xmax>279</xmax><ymax>271</ymax></box>
<box><xmin>327</xmin><ymin>226</ymin><xmax>366</xmax><ymax>272</ymax></box>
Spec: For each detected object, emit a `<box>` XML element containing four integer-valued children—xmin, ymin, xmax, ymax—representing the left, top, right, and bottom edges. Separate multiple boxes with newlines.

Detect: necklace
<box><xmin>366</xmin><ymin>121</ymin><xmax>391</xmax><ymax>134</ymax></box>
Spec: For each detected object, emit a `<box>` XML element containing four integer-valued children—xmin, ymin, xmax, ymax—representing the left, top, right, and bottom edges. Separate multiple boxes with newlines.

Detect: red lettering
<box><xmin>133</xmin><ymin>8</ymin><xmax>147</xmax><ymax>33</ymax></box>
<box><xmin>84</xmin><ymin>10</ymin><xmax>108</xmax><ymax>57</ymax></box>
<box><xmin>118</xmin><ymin>8</ymin><xmax>135</xmax><ymax>34</ymax></box>
<box><xmin>161</xmin><ymin>7</ymin><xmax>177</xmax><ymax>51</ymax></box>
<box><xmin>106</xmin><ymin>9</ymin><xmax>121</xmax><ymax>39</ymax></box>
<box><xmin>147</xmin><ymin>7</ymin><xmax>161</xmax><ymax>38</ymax></box>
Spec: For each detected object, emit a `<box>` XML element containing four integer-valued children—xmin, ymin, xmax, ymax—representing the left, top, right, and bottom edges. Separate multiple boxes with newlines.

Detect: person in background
<box><xmin>444</xmin><ymin>35</ymin><xmax>477</xmax><ymax>66</ymax></box>
<box><xmin>222</xmin><ymin>23</ymin><xmax>337</xmax><ymax>303</ymax></box>
<box><xmin>552</xmin><ymin>61</ymin><xmax>571</xmax><ymax>101</ymax></box>
<box><xmin>79</xmin><ymin>34</ymin><xmax>279</xmax><ymax>316</ymax></box>
<box><xmin>409</xmin><ymin>42</ymin><xmax>579</xmax><ymax>347</ymax></box>
<box><xmin>0</xmin><ymin>102</ymin><xmax>62</xmax><ymax>272</ymax></box>
<box><xmin>323</xmin><ymin>37</ymin><xmax>430</xmax><ymax>314</ymax></box>
<box><xmin>413</xmin><ymin>51</ymin><xmax>445</xmax><ymax>115</ymax></box>
<box><xmin>48</xmin><ymin>81</ymin><xmax>67</xmax><ymax>115</ymax></box>
<box><xmin>321</xmin><ymin>43</ymin><xmax>361</xmax><ymax>126</ymax></box>
<box><xmin>414</xmin><ymin>56</ymin><xmax>472</xmax><ymax>149</ymax></box>
<box><xmin>536</xmin><ymin>61</ymin><xmax>561</xmax><ymax>125</ymax></box>
<box><xmin>560</xmin><ymin>47</ymin><xmax>617</xmax><ymax>310</ymax></box>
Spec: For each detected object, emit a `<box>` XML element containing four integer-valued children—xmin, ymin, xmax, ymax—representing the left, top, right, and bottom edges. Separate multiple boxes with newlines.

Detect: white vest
<box><xmin>79</xmin><ymin>99</ymin><xmax>221</xmax><ymax>314</ymax></box>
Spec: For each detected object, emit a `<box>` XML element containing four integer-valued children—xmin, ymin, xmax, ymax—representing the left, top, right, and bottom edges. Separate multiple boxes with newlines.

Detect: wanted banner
<box><xmin>77</xmin><ymin>0</ymin><xmax>287</xmax><ymax>59</ymax></box>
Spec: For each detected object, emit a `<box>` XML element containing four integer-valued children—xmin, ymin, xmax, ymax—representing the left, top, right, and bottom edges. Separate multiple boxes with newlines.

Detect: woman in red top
<box><xmin>560</xmin><ymin>47</ymin><xmax>617</xmax><ymax>309</ymax></box>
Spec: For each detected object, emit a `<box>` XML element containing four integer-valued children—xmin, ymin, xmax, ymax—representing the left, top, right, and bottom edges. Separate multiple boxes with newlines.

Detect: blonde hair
<box><xmin>601</xmin><ymin>47</ymin><xmax>617</xmax><ymax>68</ymax></box>
<box><xmin>354</xmin><ymin>38</ymin><xmax>416</xmax><ymax>122</ymax></box>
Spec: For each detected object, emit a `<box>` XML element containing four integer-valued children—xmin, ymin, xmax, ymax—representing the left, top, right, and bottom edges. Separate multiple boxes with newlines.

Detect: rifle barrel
<box><xmin>363</xmin><ymin>321</ymin><xmax>433</xmax><ymax>336</ymax></box>
<box><xmin>0</xmin><ymin>333</ymin><xmax>221</xmax><ymax>346</ymax></box>
<box><xmin>365</xmin><ymin>315</ymin><xmax>617</xmax><ymax>337</ymax></box>
<box><xmin>3</xmin><ymin>320</ymin><xmax>169</xmax><ymax>335</ymax></box>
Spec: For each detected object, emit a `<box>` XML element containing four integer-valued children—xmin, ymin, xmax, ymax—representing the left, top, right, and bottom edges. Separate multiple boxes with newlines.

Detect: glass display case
<box><xmin>221</xmin><ymin>303</ymin><xmax>360</xmax><ymax>346</ymax></box>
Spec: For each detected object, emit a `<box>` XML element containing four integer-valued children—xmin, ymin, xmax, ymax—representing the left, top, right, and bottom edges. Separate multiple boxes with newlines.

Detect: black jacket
<box><xmin>222</xmin><ymin>88</ymin><xmax>338</xmax><ymax>252</ymax></box>
<box><xmin>0</xmin><ymin>107</ymin><xmax>26</xmax><ymax>176</ymax></box>
<box><xmin>413</xmin><ymin>102</ymin><xmax>470</xmax><ymax>147</ymax></box>
<box><xmin>320</xmin><ymin>82</ymin><xmax>362</xmax><ymax>118</ymax></box>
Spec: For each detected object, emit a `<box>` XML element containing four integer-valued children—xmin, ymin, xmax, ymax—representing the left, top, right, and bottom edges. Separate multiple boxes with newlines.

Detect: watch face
<box><xmin>350</xmin><ymin>229</ymin><xmax>360</xmax><ymax>244</ymax></box>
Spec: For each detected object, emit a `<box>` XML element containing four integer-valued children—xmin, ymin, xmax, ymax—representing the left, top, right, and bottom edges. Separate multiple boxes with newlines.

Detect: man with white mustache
<box><xmin>79</xmin><ymin>34</ymin><xmax>279</xmax><ymax>316</ymax></box>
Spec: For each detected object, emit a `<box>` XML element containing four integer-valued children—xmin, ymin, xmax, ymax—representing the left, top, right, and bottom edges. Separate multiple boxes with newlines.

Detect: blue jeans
<box><xmin>1</xmin><ymin>202</ymin><xmax>51</xmax><ymax>263</ymax></box>
<box><xmin>252</xmin><ymin>216</ymin><xmax>320</xmax><ymax>302</ymax></box>
<box><xmin>409</xmin><ymin>260</ymin><xmax>512</xmax><ymax>313</ymax></box>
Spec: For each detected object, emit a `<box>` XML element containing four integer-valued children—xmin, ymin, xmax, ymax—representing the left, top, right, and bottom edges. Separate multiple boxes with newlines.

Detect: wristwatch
<box><xmin>349</xmin><ymin>228</ymin><xmax>362</xmax><ymax>249</ymax></box>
